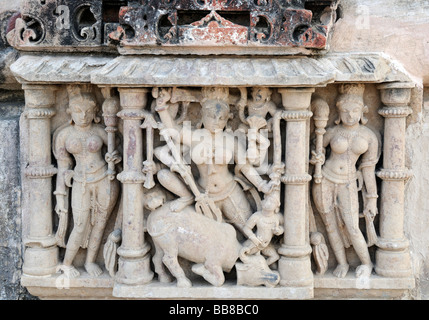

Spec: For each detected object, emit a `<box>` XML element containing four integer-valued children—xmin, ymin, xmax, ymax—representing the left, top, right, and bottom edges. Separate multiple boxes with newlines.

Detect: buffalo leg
<box><xmin>152</xmin><ymin>242</ymin><xmax>173</xmax><ymax>283</ymax></box>
<box><xmin>162</xmin><ymin>249</ymin><xmax>192</xmax><ymax>288</ymax></box>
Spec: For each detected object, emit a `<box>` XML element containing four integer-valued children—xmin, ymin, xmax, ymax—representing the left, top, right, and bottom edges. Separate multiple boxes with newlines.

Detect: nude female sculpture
<box><xmin>53</xmin><ymin>86</ymin><xmax>121</xmax><ymax>278</ymax></box>
<box><xmin>311</xmin><ymin>84</ymin><xmax>379</xmax><ymax>279</ymax></box>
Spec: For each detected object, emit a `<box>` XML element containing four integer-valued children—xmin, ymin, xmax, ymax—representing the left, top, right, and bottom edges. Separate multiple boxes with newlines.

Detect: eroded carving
<box><xmin>17</xmin><ymin>76</ymin><xmax>415</xmax><ymax>299</ymax></box>
<box><xmin>149</xmin><ymin>87</ymin><xmax>281</xmax><ymax>287</ymax></box>
<box><xmin>311</xmin><ymin>83</ymin><xmax>380</xmax><ymax>279</ymax></box>
<box><xmin>53</xmin><ymin>85</ymin><xmax>121</xmax><ymax>278</ymax></box>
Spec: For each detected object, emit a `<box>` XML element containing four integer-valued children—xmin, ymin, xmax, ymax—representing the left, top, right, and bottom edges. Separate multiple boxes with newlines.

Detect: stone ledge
<box><xmin>20</xmin><ymin>269</ymin><xmax>415</xmax><ymax>300</ymax></box>
<box><xmin>113</xmin><ymin>281</ymin><xmax>313</xmax><ymax>300</ymax></box>
<box><xmin>10</xmin><ymin>52</ymin><xmax>414</xmax><ymax>87</ymax></box>
<box><xmin>314</xmin><ymin>272</ymin><xmax>415</xmax><ymax>290</ymax></box>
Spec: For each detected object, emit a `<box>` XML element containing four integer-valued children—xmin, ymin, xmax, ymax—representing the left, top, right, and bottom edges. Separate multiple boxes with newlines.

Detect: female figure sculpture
<box><xmin>311</xmin><ymin>84</ymin><xmax>379</xmax><ymax>278</ymax></box>
<box><xmin>53</xmin><ymin>86</ymin><xmax>121</xmax><ymax>278</ymax></box>
<box><xmin>154</xmin><ymin>87</ymin><xmax>278</xmax><ymax>235</ymax></box>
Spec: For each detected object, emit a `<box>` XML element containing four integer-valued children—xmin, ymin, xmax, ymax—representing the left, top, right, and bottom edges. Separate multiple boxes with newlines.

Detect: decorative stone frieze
<box><xmin>7</xmin><ymin>0</ymin><xmax>420</xmax><ymax>300</ymax></box>
<box><xmin>6</xmin><ymin>0</ymin><xmax>340</xmax><ymax>55</ymax></box>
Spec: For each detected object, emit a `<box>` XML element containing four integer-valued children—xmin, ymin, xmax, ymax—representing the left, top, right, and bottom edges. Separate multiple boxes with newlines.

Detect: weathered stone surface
<box><xmin>0</xmin><ymin>98</ymin><xmax>35</xmax><ymax>300</ymax></box>
<box><xmin>10</xmin><ymin>52</ymin><xmax>414</xmax><ymax>88</ymax></box>
<box><xmin>6</xmin><ymin>0</ymin><xmax>340</xmax><ymax>55</ymax></box>
<box><xmin>330</xmin><ymin>0</ymin><xmax>429</xmax><ymax>86</ymax></box>
<box><xmin>1</xmin><ymin>0</ymin><xmax>429</xmax><ymax>302</ymax></box>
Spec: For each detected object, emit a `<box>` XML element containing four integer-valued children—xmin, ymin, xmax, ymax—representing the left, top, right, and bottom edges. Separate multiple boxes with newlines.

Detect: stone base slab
<box><xmin>113</xmin><ymin>282</ymin><xmax>313</xmax><ymax>300</ymax></box>
<box><xmin>21</xmin><ymin>268</ymin><xmax>415</xmax><ymax>300</ymax></box>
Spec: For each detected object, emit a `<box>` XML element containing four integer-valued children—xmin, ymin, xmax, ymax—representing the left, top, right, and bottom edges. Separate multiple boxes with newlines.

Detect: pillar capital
<box><xmin>118</xmin><ymin>88</ymin><xmax>149</xmax><ymax>110</ymax></box>
<box><xmin>377</xmin><ymin>82</ymin><xmax>414</xmax><ymax>108</ymax></box>
<box><xmin>22</xmin><ymin>84</ymin><xmax>58</xmax><ymax>108</ymax></box>
<box><xmin>278</xmin><ymin>87</ymin><xmax>315</xmax><ymax>110</ymax></box>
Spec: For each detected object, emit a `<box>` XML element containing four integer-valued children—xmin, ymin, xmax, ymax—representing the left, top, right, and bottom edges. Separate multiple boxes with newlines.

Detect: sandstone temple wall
<box><xmin>0</xmin><ymin>0</ymin><xmax>428</xmax><ymax>300</ymax></box>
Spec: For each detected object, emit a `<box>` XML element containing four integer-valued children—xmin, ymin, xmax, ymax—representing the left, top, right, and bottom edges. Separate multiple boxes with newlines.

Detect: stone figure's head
<box><xmin>335</xmin><ymin>83</ymin><xmax>368</xmax><ymax>127</ymax></box>
<box><xmin>67</xmin><ymin>85</ymin><xmax>100</xmax><ymax>127</ymax></box>
<box><xmin>200</xmin><ymin>87</ymin><xmax>232</xmax><ymax>133</ymax></box>
<box><xmin>251</xmin><ymin>87</ymin><xmax>272</xmax><ymax>105</ymax></box>
<box><xmin>261</xmin><ymin>193</ymin><xmax>281</xmax><ymax>215</ymax></box>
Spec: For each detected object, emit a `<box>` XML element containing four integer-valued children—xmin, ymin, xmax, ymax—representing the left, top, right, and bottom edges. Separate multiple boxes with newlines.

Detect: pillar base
<box><xmin>115</xmin><ymin>246</ymin><xmax>154</xmax><ymax>286</ymax></box>
<box><xmin>278</xmin><ymin>244</ymin><xmax>313</xmax><ymax>291</ymax></box>
<box><xmin>375</xmin><ymin>248</ymin><xmax>412</xmax><ymax>278</ymax></box>
<box><xmin>22</xmin><ymin>246</ymin><xmax>59</xmax><ymax>277</ymax></box>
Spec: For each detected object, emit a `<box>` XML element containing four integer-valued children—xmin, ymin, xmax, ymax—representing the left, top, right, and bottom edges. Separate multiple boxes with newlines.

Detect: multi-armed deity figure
<box><xmin>153</xmin><ymin>87</ymin><xmax>278</xmax><ymax>234</ymax></box>
<box><xmin>53</xmin><ymin>85</ymin><xmax>121</xmax><ymax>278</ymax></box>
<box><xmin>311</xmin><ymin>83</ymin><xmax>380</xmax><ymax>279</ymax></box>
<box><xmin>137</xmin><ymin>86</ymin><xmax>283</xmax><ymax>288</ymax></box>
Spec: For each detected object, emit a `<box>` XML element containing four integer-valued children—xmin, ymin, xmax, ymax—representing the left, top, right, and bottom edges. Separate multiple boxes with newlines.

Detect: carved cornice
<box><xmin>11</xmin><ymin>55</ymin><xmax>111</xmax><ymax>84</ymax></box>
<box><xmin>6</xmin><ymin>0</ymin><xmax>340</xmax><ymax>55</ymax></box>
<box><xmin>10</xmin><ymin>53</ymin><xmax>414</xmax><ymax>87</ymax></box>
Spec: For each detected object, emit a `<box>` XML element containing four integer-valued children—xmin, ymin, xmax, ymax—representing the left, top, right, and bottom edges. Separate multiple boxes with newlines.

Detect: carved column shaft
<box><xmin>115</xmin><ymin>88</ymin><xmax>153</xmax><ymax>285</ymax></box>
<box><xmin>277</xmin><ymin>88</ymin><xmax>314</xmax><ymax>290</ymax></box>
<box><xmin>376</xmin><ymin>82</ymin><xmax>413</xmax><ymax>278</ymax></box>
<box><xmin>22</xmin><ymin>84</ymin><xmax>58</xmax><ymax>276</ymax></box>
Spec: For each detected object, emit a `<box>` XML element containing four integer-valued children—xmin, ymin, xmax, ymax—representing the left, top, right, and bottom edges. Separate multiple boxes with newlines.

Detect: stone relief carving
<box><xmin>6</xmin><ymin>0</ymin><xmax>340</xmax><ymax>54</ymax></box>
<box><xmin>45</xmin><ymin>82</ymin><xmax>388</xmax><ymax>288</ymax></box>
<box><xmin>53</xmin><ymin>85</ymin><xmax>121</xmax><ymax>278</ymax></box>
<box><xmin>14</xmin><ymin>74</ymin><xmax>415</xmax><ymax>300</ymax></box>
<box><xmin>5</xmin><ymin>0</ymin><xmax>416</xmax><ymax>301</ymax></box>
<box><xmin>310</xmin><ymin>84</ymin><xmax>380</xmax><ymax>279</ymax></box>
<box><xmin>147</xmin><ymin>86</ymin><xmax>281</xmax><ymax>287</ymax></box>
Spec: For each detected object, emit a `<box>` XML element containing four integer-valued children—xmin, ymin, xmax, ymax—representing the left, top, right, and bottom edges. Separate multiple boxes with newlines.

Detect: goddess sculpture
<box><xmin>53</xmin><ymin>86</ymin><xmax>121</xmax><ymax>278</ymax></box>
<box><xmin>311</xmin><ymin>84</ymin><xmax>380</xmax><ymax>278</ymax></box>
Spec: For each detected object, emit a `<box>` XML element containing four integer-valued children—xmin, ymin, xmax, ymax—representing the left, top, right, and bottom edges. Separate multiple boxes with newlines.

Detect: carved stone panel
<box><xmin>13</xmin><ymin>63</ymin><xmax>417</xmax><ymax>299</ymax></box>
<box><xmin>6</xmin><ymin>0</ymin><xmax>419</xmax><ymax>301</ymax></box>
<box><xmin>7</xmin><ymin>0</ymin><xmax>340</xmax><ymax>55</ymax></box>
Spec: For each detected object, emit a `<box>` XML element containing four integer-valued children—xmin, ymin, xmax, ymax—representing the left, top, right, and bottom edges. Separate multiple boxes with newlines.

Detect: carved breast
<box><xmin>351</xmin><ymin>136</ymin><xmax>369</xmax><ymax>155</ymax></box>
<box><xmin>330</xmin><ymin>135</ymin><xmax>348</xmax><ymax>154</ymax></box>
<box><xmin>330</xmin><ymin>132</ymin><xmax>369</xmax><ymax>156</ymax></box>
<box><xmin>66</xmin><ymin>134</ymin><xmax>103</xmax><ymax>156</ymax></box>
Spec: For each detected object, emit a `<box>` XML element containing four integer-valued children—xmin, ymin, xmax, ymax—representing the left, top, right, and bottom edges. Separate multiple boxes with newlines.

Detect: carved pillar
<box><xmin>376</xmin><ymin>82</ymin><xmax>414</xmax><ymax>278</ymax></box>
<box><xmin>115</xmin><ymin>88</ymin><xmax>154</xmax><ymax>285</ymax></box>
<box><xmin>277</xmin><ymin>88</ymin><xmax>314</xmax><ymax>289</ymax></box>
<box><xmin>22</xmin><ymin>84</ymin><xmax>58</xmax><ymax>276</ymax></box>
